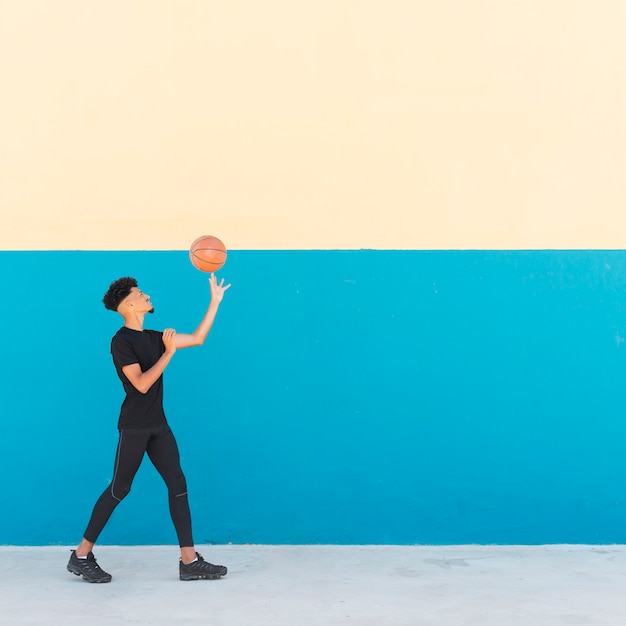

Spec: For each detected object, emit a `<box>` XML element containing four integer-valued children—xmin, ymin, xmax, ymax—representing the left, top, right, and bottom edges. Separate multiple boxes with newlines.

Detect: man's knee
<box><xmin>168</xmin><ymin>475</ymin><xmax>188</xmax><ymax>498</ymax></box>
<box><xmin>111</xmin><ymin>482</ymin><xmax>132</xmax><ymax>501</ymax></box>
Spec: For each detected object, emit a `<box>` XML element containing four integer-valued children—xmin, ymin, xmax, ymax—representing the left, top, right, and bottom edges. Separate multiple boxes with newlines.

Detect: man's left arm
<box><xmin>175</xmin><ymin>273</ymin><xmax>231</xmax><ymax>349</ymax></box>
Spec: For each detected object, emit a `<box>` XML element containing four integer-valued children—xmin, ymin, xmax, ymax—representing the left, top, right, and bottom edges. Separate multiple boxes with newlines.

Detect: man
<box><xmin>67</xmin><ymin>273</ymin><xmax>231</xmax><ymax>583</ymax></box>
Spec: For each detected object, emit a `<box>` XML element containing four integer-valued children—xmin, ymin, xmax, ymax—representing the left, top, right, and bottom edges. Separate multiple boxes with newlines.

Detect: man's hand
<box><xmin>123</xmin><ymin>330</ymin><xmax>177</xmax><ymax>394</ymax></box>
<box><xmin>162</xmin><ymin>328</ymin><xmax>177</xmax><ymax>354</ymax></box>
<box><xmin>173</xmin><ymin>275</ymin><xmax>232</xmax><ymax>349</ymax></box>
<box><xmin>209</xmin><ymin>273</ymin><xmax>232</xmax><ymax>304</ymax></box>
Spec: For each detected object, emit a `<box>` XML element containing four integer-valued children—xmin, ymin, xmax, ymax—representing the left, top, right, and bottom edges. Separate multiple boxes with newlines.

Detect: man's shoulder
<box><xmin>111</xmin><ymin>327</ymin><xmax>132</xmax><ymax>354</ymax></box>
<box><xmin>112</xmin><ymin>326</ymin><xmax>134</xmax><ymax>343</ymax></box>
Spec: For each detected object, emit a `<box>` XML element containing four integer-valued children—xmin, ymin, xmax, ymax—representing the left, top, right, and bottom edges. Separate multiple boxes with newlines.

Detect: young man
<box><xmin>67</xmin><ymin>273</ymin><xmax>231</xmax><ymax>583</ymax></box>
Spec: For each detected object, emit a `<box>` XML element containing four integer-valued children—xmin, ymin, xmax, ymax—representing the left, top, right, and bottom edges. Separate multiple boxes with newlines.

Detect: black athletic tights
<box><xmin>83</xmin><ymin>423</ymin><xmax>194</xmax><ymax>547</ymax></box>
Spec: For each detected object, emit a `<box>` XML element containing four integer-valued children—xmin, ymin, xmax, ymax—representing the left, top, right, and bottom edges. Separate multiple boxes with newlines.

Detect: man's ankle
<box><xmin>181</xmin><ymin>548</ymin><xmax>198</xmax><ymax>565</ymax></box>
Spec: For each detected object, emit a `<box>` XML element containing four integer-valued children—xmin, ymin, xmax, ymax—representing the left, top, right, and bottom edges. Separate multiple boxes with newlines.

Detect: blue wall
<box><xmin>2</xmin><ymin>250</ymin><xmax>626</xmax><ymax>545</ymax></box>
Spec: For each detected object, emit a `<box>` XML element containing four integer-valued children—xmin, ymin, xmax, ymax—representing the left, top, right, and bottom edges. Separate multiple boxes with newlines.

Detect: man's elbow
<box><xmin>132</xmin><ymin>379</ymin><xmax>152</xmax><ymax>394</ymax></box>
<box><xmin>188</xmin><ymin>335</ymin><xmax>206</xmax><ymax>347</ymax></box>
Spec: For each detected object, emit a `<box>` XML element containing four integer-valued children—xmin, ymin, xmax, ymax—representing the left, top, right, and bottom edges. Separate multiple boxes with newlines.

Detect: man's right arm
<box><xmin>122</xmin><ymin>328</ymin><xmax>177</xmax><ymax>394</ymax></box>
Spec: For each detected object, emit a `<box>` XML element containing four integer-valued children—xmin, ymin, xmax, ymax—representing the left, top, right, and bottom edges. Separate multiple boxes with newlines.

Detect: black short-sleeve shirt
<box><xmin>111</xmin><ymin>327</ymin><xmax>167</xmax><ymax>429</ymax></box>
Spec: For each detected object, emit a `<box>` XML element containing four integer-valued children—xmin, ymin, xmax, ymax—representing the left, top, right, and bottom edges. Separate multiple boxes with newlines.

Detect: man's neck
<box><xmin>122</xmin><ymin>312</ymin><xmax>145</xmax><ymax>331</ymax></box>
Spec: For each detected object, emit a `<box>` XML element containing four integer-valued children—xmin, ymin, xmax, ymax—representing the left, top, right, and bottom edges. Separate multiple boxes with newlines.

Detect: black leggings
<box><xmin>83</xmin><ymin>424</ymin><xmax>194</xmax><ymax>547</ymax></box>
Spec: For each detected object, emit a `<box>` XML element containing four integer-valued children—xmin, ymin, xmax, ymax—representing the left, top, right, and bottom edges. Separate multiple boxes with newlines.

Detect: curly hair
<box><xmin>103</xmin><ymin>276</ymin><xmax>138</xmax><ymax>311</ymax></box>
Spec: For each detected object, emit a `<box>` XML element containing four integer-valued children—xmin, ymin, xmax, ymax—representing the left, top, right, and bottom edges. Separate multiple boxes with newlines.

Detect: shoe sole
<box><xmin>67</xmin><ymin>564</ymin><xmax>112</xmax><ymax>583</ymax></box>
<box><xmin>180</xmin><ymin>572</ymin><xmax>227</xmax><ymax>581</ymax></box>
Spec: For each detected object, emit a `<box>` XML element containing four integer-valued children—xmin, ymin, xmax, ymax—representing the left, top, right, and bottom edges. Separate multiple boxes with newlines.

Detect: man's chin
<box><xmin>148</xmin><ymin>307</ymin><xmax>154</xmax><ymax>314</ymax></box>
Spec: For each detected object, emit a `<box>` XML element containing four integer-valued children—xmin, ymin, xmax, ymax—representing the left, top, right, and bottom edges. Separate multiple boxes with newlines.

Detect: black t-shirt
<box><xmin>111</xmin><ymin>327</ymin><xmax>167</xmax><ymax>429</ymax></box>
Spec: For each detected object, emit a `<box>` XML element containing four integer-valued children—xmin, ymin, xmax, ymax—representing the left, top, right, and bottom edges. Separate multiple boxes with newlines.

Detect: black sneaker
<box><xmin>179</xmin><ymin>552</ymin><xmax>227</xmax><ymax>581</ymax></box>
<box><xmin>67</xmin><ymin>550</ymin><xmax>112</xmax><ymax>583</ymax></box>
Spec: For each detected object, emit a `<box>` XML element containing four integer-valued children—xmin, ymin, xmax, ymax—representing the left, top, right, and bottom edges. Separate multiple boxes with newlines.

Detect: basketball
<box><xmin>189</xmin><ymin>235</ymin><xmax>227</xmax><ymax>273</ymax></box>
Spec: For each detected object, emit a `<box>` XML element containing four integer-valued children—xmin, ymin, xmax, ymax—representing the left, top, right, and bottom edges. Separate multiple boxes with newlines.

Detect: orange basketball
<box><xmin>189</xmin><ymin>235</ymin><xmax>227</xmax><ymax>273</ymax></box>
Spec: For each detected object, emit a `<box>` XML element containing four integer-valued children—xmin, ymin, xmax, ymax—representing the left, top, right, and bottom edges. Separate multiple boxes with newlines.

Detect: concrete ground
<box><xmin>1</xmin><ymin>545</ymin><xmax>625</xmax><ymax>625</ymax></box>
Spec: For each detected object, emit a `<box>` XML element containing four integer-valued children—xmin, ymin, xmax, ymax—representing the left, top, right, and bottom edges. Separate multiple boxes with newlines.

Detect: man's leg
<box><xmin>68</xmin><ymin>429</ymin><xmax>149</xmax><ymax>583</ymax></box>
<box><xmin>146</xmin><ymin>424</ymin><xmax>193</xmax><ymax>549</ymax></box>
<box><xmin>147</xmin><ymin>424</ymin><xmax>227</xmax><ymax>580</ymax></box>
<box><xmin>82</xmin><ymin>428</ymin><xmax>150</xmax><ymax>544</ymax></box>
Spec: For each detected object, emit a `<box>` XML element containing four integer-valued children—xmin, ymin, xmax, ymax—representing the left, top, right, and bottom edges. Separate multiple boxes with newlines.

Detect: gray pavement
<box><xmin>1</xmin><ymin>545</ymin><xmax>625</xmax><ymax>625</ymax></box>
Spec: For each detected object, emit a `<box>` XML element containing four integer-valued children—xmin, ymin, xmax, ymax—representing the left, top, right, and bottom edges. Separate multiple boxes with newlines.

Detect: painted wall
<box><xmin>2</xmin><ymin>2</ymin><xmax>626</xmax><ymax>545</ymax></box>
<box><xmin>2</xmin><ymin>249</ymin><xmax>626</xmax><ymax>545</ymax></box>
<box><xmin>2</xmin><ymin>1</ymin><xmax>626</xmax><ymax>250</ymax></box>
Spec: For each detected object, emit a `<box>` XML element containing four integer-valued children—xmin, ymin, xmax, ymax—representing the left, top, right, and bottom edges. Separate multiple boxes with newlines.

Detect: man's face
<box><xmin>123</xmin><ymin>287</ymin><xmax>154</xmax><ymax>314</ymax></box>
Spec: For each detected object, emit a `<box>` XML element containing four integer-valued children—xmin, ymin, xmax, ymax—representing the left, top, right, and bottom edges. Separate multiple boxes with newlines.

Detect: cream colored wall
<box><xmin>1</xmin><ymin>1</ymin><xmax>625</xmax><ymax>250</ymax></box>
